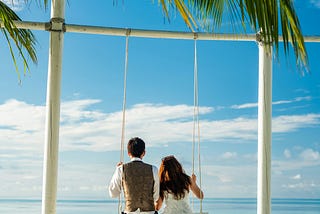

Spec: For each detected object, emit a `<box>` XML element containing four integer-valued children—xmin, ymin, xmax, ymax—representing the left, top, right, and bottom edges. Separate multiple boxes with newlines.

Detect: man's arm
<box><xmin>108</xmin><ymin>164</ymin><xmax>122</xmax><ymax>198</ymax></box>
<box><xmin>152</xmin><ymin>165</ymin><xmax>159</xmax><ymax>202</ymax></box>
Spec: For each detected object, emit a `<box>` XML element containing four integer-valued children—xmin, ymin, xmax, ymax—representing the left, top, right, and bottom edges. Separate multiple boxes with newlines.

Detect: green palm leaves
<box><xmin>0</xmin><ymin>1</ymin><xmax>37</xmax><ymax>80</ymax></box>
<box><xmin>159</xmin><ymin>0</ymin><xmax>198</xmax><ymax>31</ymax></box>
<box><xmin>0</xmin><ymin>0</ymin><xmax>308</xmax><ymax>79</ymax></box>
<box><xmin>160</xmin><ymin>0</ymin><xmax>308</xmax><ymax>70</ymax></box>
<box><xmin>238</xmin><ymin>0</ymin><xmax>307</xmax><ymax>68</ymax></box>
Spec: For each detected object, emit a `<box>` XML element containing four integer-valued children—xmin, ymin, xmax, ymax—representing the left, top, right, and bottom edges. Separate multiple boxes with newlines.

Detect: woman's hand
<box><xmin>191</xmin><ymin>173</ymin><xmax>197</xmax><ymax>183</ymax></box>
<box><xmin>155</xmin><ymin>197</ymin><xmax>163</xmax><ymax>211</ymax></box>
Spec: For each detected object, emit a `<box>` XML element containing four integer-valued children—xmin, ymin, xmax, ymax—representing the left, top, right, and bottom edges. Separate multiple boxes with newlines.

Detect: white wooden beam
<box><xmin>2</xmin><ymin>20</ymin><xmax>320</xmax><ymax>42</ymax></box>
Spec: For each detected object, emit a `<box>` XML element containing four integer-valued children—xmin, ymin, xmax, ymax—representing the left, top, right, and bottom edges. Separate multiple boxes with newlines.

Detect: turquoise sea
<box><xmin>0</xmin><ymin>198</ymin><xmax>319</xmax><ymax>214</ymax></box>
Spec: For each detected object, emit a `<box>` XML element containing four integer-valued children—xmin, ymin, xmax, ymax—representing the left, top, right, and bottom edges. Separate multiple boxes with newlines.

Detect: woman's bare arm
<box><xmin>189</xmin><ymin>174</ymin><xmax>204</xmax><ymax>199</ymax></box>
<box><xmin>155</xmin><ymin>197</ymin><xmax>163</xmax><ymax>211</ymax></box>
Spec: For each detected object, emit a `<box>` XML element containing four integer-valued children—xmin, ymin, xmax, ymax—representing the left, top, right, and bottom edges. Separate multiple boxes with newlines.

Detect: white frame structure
<box><xmin>1</xmin><ymin>1</ymin><xmax>320</xmax><ymax>214</ymax></box>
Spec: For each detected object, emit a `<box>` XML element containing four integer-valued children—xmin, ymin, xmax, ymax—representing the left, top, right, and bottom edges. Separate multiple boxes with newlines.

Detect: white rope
<box><xmin>192</xmin><ymin>39</ymin><xmax>197</xmax><ymax>175</ymax></box>
<box><xmin>120</xmin><ymin>35</ymin><xmax>129</xmax><ymax>162</ymax></box>
<box><xmin>192</xmin><ymin>39</ymin><xmax>203</xmax><ymax>214</ymax></box>
<box><xmin>118</xmin><ymin>34</ymin><xmax>129</xmax><ymax>214</ymax></box>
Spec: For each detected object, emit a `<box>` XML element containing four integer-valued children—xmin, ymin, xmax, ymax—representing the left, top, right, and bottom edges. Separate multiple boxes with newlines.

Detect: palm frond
<box><xmin>159</xmin><ymin>0</ymin><xmax>308</xmax><ymax>71</ymax></box>
<box><xmin>39</xmin><ymin>0</ymin><xmax>49</xmax><ymax>10</ymax></box>
<box><xmin>191</xmin><ymin>0</ymin><xmax>248</xmax><ymax>33</ymax></box>
<box><xmin>0</xmin><ymin>1</ymin><xmax>37</xmax><ymax>80</ymax></box>
<box><xmin>240</xmin><ymin>0</ymin><xmax>308</xmax><ymax>70</ymax></box>
<box><xmin>279</xmin><ymin>0</ymin><xmax>307</xmax><ymax>69</ymax></box>
<box><xmin>158</xmin><ymin>0</ymin><xmax>197</xmax><ymax>31</ymax></box>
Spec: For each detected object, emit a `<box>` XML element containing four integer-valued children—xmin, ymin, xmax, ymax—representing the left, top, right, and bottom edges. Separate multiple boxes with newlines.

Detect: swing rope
<box><xmin>118</xmin><ymin>34</ymin><xmax>129</xmax><ymax>214</ymax></box>
<box><xmin>120</xmin><ymin>35</ymin><xmax>129</xmax><ymax>163</ymax></box>
<box><xmin>192</xmin><ymin>39</ymin><xmax>198</xmax><ymax>175</ymax></box>
<box><xmin>192</xmin><ymin>38</ymin><xmax>203</xmax><ymax>214</ymax></box>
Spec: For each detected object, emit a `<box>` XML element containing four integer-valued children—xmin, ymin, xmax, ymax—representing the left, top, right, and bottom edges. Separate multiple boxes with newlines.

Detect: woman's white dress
<box><xmin>161</xmin><ymin>191</ymin><xmax>193</xmax><ymax>214</ymax></box>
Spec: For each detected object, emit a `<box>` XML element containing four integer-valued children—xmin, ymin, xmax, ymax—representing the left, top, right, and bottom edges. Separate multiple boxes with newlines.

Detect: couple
<box><xmin>109</xmin><ymin>137</ymin><xmax>204</xmax><ymax>214</ymax></box>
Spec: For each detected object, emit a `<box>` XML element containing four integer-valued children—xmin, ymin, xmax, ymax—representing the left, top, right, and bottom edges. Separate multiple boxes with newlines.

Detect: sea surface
<box><xmin>0</xmin><ymin>198</ymin><xmax>319</xmax><ymax>214</ymax></box>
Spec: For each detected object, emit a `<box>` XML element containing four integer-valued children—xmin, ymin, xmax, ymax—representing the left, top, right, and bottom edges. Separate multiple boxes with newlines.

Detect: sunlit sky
<box><xmin>0</xmin><ymin>1</ymin><xmax>319</xmax><ymax>200</ymax></box>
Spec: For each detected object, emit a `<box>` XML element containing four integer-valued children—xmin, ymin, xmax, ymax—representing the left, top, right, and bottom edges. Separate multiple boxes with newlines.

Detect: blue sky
<box><xmin>0</xmin><ymin>0</ymin><xmax>319</xmax><ymax>200</ymax></box>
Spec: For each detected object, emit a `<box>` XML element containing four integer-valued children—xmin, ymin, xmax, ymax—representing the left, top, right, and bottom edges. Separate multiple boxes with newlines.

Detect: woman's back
<box><xmin>162</xmin><ymin>191</ymin><xmax>193</xmax><ymax>214</ymax></box>
<box><xmin>156</xmin><ymin>156</ymin><xmax>203</xmax><ymax>213</ymax></box>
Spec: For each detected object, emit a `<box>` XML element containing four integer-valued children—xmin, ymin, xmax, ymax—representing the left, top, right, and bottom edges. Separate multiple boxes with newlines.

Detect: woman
<box><xmin>155</xmin><ymin>155</ymin><xmax>204</xmax><ymax>214</ymax></box>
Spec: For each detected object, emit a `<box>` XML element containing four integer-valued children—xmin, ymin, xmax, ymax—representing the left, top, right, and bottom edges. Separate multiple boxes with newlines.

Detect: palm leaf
<box><xmin>159</xmin><ymin>0</ymin><xmax>197</xmax><ymax>31</ymax></box>
<box><xmin>0</xmin><ymin>1</ymin><xmax>37</xmax><ymax>81</ymax></box>
<box><xmin>242</xmin><ymin>0</ymin><xmax>307</xmax><ymax>70</ymax></box>
<box><xmin>158</xmin><ymin>0</ymin><xmax>308</xmax><ymax>71</ymax></box>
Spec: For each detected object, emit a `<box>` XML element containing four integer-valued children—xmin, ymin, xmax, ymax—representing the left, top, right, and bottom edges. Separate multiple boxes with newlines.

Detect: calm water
<box><xmin>0</xmin><ymin>198</ymin><xmax>319</xmax><ymax>214</ymax></box>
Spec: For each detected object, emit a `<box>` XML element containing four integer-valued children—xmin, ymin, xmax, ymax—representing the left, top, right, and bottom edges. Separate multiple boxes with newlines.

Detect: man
<box><xmin>109</xmin><ymin>137</ymin><xmax>159</xmax><ymax>214</ymax></box>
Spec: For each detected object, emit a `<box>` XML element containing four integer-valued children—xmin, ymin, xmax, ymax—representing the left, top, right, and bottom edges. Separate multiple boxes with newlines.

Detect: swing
<box><xmin>192</xmin><ymin>38</ymin><xmax>208</xmax><ymax>214</ymax></box>
<box><xmin>117</xmin><ymin>35</ymin><xmax>207</xmax><ymax>214</ymax></box>
<box><xmin>118</xmin><ymin>34</ymin><xmax>129</xmax><ymax>214</ymax></box>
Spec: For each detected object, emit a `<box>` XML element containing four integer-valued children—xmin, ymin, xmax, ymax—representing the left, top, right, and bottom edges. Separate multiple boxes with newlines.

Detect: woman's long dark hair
<box><xmin>159</xmin><ymin>155</ymin><xmax>191</xmax><ymax>200</ymax></box>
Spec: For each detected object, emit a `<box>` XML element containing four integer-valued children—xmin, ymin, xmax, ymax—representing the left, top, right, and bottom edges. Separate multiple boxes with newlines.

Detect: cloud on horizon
<box><xmin>0</xmin><ymin>0</ymin><xmax>25</xmax><ymax>11</ymax></box>
<box><xmin>1</xmin><ymin>96</ymin><xmax>319</xmax><ymax>199</ymax></box>
<box><xmin>231</xmin><ymin>96</ymin><xmax>312</xmax><ymax>109</ymax></box>
<box><xmin>310</xmin><ymin>0</ymin><xmax>320</xmax><ymax>8</ymax></box>
<box><xmin>1</xmin><ymin>98</ymin><xmax>320</xmax><ymax>154</ymax></box>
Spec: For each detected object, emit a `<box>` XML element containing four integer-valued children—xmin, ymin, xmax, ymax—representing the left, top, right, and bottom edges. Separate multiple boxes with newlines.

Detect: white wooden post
<box><xmin>41</xmin><ymin>0</ymin><xmax>65</xmax><ymax>214</ymax></box>
<box><xmin>257</xmin><ymin>33</ymin><xmax>273</xmax><ymax>214</ymax></box>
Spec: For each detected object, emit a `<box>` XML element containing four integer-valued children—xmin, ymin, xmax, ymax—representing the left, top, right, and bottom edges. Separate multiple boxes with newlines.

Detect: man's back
<box><xmin>122</xmin><ymin>161</ymin><xmax>154</xmax><ymax>212</ymax></box>
<box><xmin>108</xmin><ymin>137</ymin><xmax>159</xmax><ymax>214</ymax></box>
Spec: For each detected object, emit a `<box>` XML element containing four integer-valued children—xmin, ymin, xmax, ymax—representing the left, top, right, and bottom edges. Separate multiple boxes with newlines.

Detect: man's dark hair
<box><xmin>127</xmin><ymin>137</ymin><xmax>145</xmax><ymax>157</ymax></box>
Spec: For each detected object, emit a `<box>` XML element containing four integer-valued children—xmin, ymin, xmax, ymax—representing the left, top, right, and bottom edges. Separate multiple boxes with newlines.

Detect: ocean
<box><xmin>0</xmin><ymin>198</ymin><xmax>319</xmax><ymax>214</ymax></box>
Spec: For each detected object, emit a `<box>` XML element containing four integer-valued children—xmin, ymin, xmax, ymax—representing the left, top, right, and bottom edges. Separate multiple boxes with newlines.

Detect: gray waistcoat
<box><xmin>122</xmin><ymin>161</ymin><xmax>154</xmax><ymax>212</ymax></box>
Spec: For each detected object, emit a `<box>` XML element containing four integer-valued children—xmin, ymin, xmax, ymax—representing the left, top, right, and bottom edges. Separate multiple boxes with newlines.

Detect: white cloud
<box><xmin>60</xmin><ymin>99</ymin><xmax>105</xmax><ymax>123</ymax></box>
<box><xmin>221</xmin><ymin>152</ymin><xmax>237</xmax><ymax>160</ymax></box>
<box><xmin>1</xmin><ymin>99</ymin><xmax>320</xmax><ymax>154</ymax></box>
<box><xmin>231</xmin><ymin>102</ymin><xmax>257</xmax><ymax>109</ymax></box>
<box><xmin>0</xmin><ymin>0</ymin><xmax>25</xmax><ymax>11</ymax></box>
<box><xmin>1</xmin><ymin>95</ymin><xmax>318</xmax><ymax>199</ymax></box>
<box><xmin>310</xmin><ymin>0</ymin><xmax>320</xmax><ymax>8</ymax></box>
<box><xmin>273</xmin><ymin>114</ymin><xmax>320</xmax><ymax>133</ymax></box>
<box><xmin>231</xmin><ymin>96</ymin><xmax>312</xmax><ymax>109</ymax></box>
<box><xmin>217</xmin><ymin>174</ymin><xmax>233</xmax><ymax>183</ymax></box>
<box><xmin>282</xmin><ymin>182</ymin><xmax>320</xmax><ymax>189</ymax></box>
<box><xmin>0</xmin><ymin>99</ymin><xmax>320</xmax><ymax>196</ymax></box>
<box><xmin>0</xmin><ymin>99</ymin><xmax>46</xmax><ymax>152</ymax></box>
<box><xmin>284</xmin><ymin>149</ymin><xmax>291</xmax><ymax>159</ymax></box>
<box><xmin>272</xmin><ymin>155</ymin><xmax>320</xmax><ymax>173</ymax></box>
<box><xmin>0</xmin><ymin>99</ymin><xmax>45</xmax><ymax>131</ymax></box>
<box><xmin>243</xmin><ymin>153</ymin><xmax>257</xmax><ymax>161</ymax></box>
<box><xmin>300</xmin><ymin>149</ymin><xmax>320</xmax><ymax>161</ymax></box>
<box><xmin>203</xmin><ymin>164</ymin><xmax>257</xmax><ymax>197</ymax></box>
<box><xmin>291</xmin><ymin>174</ymin><xmax>302</xmax><ymax>180</ymax></box>
<box><xmin>294</xmin><ymin>96</ymin><xmax>312</xmax><ymax>102</ymax></box>
<box><xmin>294</xmin><ymin>89</ymin><xmax>310</xmax><ymax>94</ymax></box>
